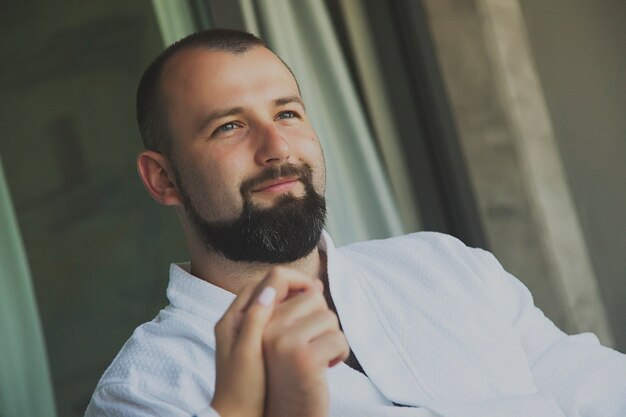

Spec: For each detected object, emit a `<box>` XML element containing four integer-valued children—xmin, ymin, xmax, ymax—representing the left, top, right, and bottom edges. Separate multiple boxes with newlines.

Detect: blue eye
<box><xmin>211</xmin><ymin>122</ymin><xmax>241</xmax><ymax>138</ymax></box>
<box><xmin>278</xmin><ymin>111</ymin><xmax>296</xmax><ymax>119</ymax></box>
<box><xmin>218</xmin><ymin>123</ymin><xmax>237</xmax><ymax>132</ymax></box>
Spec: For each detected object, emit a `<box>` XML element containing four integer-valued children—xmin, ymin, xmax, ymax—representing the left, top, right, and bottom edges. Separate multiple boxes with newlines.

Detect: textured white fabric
<box><xmin>193</xmin><ymin>407</ymin><xmax>221</xmax><ymax>417</ymax></box>
<box><xmin>85</xmin><ymin>232</ymin><xmax>626</xmax><ymax>417</ymax></box>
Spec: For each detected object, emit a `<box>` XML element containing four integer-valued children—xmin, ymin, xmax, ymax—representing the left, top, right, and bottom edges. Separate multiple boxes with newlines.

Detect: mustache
<box><xmin>240</xmin><ymin>163</ymin><xmax>314</xmax><ymax>196</ymax></box>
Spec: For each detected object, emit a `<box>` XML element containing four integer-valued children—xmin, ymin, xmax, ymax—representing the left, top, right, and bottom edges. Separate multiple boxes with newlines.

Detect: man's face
<box><xmin>160</xmin><ymin>46</ymin><xmax>327</xmax><ymax>262</ymax></box>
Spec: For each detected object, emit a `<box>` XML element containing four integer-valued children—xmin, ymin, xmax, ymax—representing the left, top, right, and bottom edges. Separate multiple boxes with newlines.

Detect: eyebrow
<box><xmin>196</xmin><ymin>95</ymin><xmax>306</xmax><ymax>135</ymax></box>
<box><xmin>196</xmin><ymin>106</ymin><xmax>244</xmax><ymax>135</ymax></box>
<box><xmin>274</xmin><ymin>95</ymin><xmax>306</xmax><ymax>109</ymax></box>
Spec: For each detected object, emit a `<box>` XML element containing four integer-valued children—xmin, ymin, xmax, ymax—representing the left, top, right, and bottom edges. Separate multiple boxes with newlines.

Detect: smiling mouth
<box><xmin>252</xmin><ymin>177</ymin><xmax>299</xmax><ymax>193</ymax></box>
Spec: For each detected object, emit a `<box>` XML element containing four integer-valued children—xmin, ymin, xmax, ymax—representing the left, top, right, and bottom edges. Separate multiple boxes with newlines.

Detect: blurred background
<box><xmin>0</xmin><ymin>1</ymin><xmax>624</xmax><ymax>416</ymax></box>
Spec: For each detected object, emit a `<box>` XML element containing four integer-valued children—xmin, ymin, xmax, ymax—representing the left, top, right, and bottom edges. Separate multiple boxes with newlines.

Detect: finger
<box><xmin>263</xmin><ymin>310</ymin><xmax>339</xmax><ymax>353</ymax></box>
<box><xmin>245</xmin><ymin>267</ymin><xmax>321</xmax><ymax>311</ymax></box>
<box><xmin>284</xmin><ymin>310</ymin><xmax>339</xmax><ymax>344</ymax></box>
<box><xmin>285</xmin><ymin>278</ymin><xmax>324</xmax><ymax>300</ymax></box>
<box><xmin>228</xmin><ymin>281</ymin><xmax>261</xmax><ymax>316</ymax></box>
<box><xmin>234</xmin><ymin>286</ymin><xmax>277</xmax><ymax>356</ymax></box>
<box><xmin>307</xmin><ymin>330</ymin><xmax>350</xmax><ymax>368</ymax></box>
<box><xmin>214</xmin><ymin>282</ymin><xmax>259</xmax><ymax>352</ymax></box>
<box><xmin>271</xmin><ymin>290</ymin><xmax>328</xmax><ymax>326</ymax></box>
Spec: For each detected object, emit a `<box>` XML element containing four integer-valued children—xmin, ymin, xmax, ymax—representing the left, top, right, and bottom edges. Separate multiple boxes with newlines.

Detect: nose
<box><xmin>254</xmin><ymin>123</ymin><xmax>291</xmax><ymax>166</ymax></box>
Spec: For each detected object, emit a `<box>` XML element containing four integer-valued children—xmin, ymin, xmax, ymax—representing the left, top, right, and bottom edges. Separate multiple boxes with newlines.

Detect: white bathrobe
<box><xmin>85</xmin><ymin>232</ymin><xmax>626</xmax><ymax>417</ymax></box>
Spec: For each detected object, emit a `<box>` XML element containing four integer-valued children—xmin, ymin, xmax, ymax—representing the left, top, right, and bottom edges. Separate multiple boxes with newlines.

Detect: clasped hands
<box><xmin>211</xmin><ymin>267</ymin><xmax>350</xmax><ymax>417</ymax></box>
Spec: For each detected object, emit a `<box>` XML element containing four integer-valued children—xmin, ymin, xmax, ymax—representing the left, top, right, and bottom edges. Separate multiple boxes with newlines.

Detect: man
<box><xmin>85</xmin><ymin>29</ymin><xmax>626</xmax><ymax>417</ymax></box>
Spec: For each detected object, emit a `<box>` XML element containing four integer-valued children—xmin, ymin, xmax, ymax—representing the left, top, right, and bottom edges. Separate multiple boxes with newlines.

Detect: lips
<box><xmin>252</xmin><ymin>177</ymin><xmax>299</xmax><ymax>192</ymax></box>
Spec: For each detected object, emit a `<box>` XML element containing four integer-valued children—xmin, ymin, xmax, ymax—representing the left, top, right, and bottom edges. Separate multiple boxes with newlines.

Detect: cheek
<box><xmin>208</xmin><ymin>152</ymin><xmax>251</xmax><ymax>202</ymax></box>
<box><xmin>300</xmin><ymin>135</ymin><xmax>326</xmax><ymax>193</ymax></box>
<box><xmin>178</xmin><ymin>154</ymin><xmax>237</xmax><ymax>207</ymax></box>
<box><xmin>292</xmin><ymin>125</ymin><xmax>322</xmax><ymax>154</ymax></box>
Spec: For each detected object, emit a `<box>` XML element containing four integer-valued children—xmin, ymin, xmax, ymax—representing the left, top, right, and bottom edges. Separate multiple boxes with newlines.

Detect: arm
<box><xmin>85</xmin><ymin>383</ymin><xmax>216</xmax><ymax>417</ymax></box>
<box><xmin>475</xmin><ymin>248</ymin><xmax>626</xmax><ymax>417</ymax></box>
<box><xmin>85</xmin><ymin>268</ymin><xmax>346</xmax><ymax>417</ymax></box>
<box><xmin>84</xmin><ymin>280</ymin><xmax>276</xmax><ymax>417</ymax></box>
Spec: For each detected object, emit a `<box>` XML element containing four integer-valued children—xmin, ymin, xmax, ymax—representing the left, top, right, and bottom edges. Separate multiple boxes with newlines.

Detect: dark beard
<box><xmin>176</xmin><ymin>163</ymin><xmax>326</xmax><ymax>264</ymax></box>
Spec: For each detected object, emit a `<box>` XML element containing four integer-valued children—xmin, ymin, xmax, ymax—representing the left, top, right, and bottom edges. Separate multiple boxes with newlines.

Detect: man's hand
<box><xmin>211</xmin><ymin>268</ymin><xmax>328</xmax><ymax>417</ymax></box>
<box><xmin>261</xmin><ymin>267</ymin><xmax>350</xmax><ymax>417</ymax></box>
<box><xmin>211</xmin><ymin>280</ymin><xmax>276</xmax><ymax>417</ymax></box>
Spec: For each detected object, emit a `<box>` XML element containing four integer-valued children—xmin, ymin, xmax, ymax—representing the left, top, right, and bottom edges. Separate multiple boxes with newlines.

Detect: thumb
<box><xmin>235</xmin><ymin>286</ymin><xmax>276</xmax><ymax>350</ymax></box>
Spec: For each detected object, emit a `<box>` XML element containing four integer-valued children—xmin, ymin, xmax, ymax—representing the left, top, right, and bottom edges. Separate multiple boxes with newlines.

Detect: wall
<box><xmin>422</xmin><ymin>0</ymin><xmax>617</xmax><ymax>345</ymax></box>
<box><xmin>520</xmin><ymin>0</ymin><xmax>626</xmax><ymax>349</ymax></box>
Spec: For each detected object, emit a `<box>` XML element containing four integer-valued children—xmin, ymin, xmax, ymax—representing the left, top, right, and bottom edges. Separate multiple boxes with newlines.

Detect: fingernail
<box><xmin>257</xmin><ymin>287</ymin><xmax>276</xmax><ymax>306</ymax></box>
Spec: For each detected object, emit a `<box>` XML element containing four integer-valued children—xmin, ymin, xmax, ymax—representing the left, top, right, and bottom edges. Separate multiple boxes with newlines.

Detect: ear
<box><xmin>137</xmin><ymin>150</ymin><xmax>183</xmax><ymax>206</ymax></box>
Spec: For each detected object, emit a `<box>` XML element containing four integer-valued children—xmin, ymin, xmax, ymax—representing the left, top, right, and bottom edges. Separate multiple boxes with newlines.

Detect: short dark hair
<box><xmin>136</xmin><ymin>28</ymin><xmax>266</xmax><ymax>157</ymax></box>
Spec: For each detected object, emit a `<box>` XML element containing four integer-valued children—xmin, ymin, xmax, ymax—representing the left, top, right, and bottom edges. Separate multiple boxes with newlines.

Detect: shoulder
<box><xmin>88</xmin><ymin>307</ymin><xmax>216</xmax><ymax>413</ymax></box>
<box><xmin>340</xmin><ymin>231</ymin><xmax>474</xmax><ymax>255</ymax></box>
<box><xmin>334</xmin><ymin>232</ymin><xmax>510</xmax><ymax>304</ymax></box>
<box><xmin>334</xmin><ymin>232</ymin><xmax>532</xmax><ymax>327</ymax></box>
<box><xmin>338</xmin><ymin>231</ymin><xmax>496</xmax><ymax>274</ymax></box>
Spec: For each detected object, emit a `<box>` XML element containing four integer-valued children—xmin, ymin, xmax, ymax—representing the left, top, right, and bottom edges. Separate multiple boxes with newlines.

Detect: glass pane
<box><xmin>0</xmin><ymin>1</ymin><xmax>187</xmax><ymax>415</ymax></box>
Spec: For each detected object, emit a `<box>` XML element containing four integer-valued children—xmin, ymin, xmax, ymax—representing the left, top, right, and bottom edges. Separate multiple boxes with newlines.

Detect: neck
<box><xmin>188</xmin><ymin>244</ymin><xmax>324</xmax><ymax>295</ymax></box>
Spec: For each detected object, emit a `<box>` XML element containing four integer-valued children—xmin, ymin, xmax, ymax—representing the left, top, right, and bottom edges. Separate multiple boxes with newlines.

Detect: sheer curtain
<box><xmin>151</xmin><ymin>0</ymin><xmax>203</xmax><ymax>45</ymax></box>
<box><xmin>238</xmin><ymin>0</ymin><xmax>406</xmax><ymax>245</ymax></box>
<box><xmin>0</xmin><ymin>156</ymin><xmax>57</xmax><ymax>417</ymax></box>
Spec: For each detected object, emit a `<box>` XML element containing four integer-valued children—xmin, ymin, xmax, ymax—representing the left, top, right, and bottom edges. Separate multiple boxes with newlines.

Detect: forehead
<box><xmin>160</xmin><ymin>46</ymin><xmax>300</xmax><ymax>113</ymax></box>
